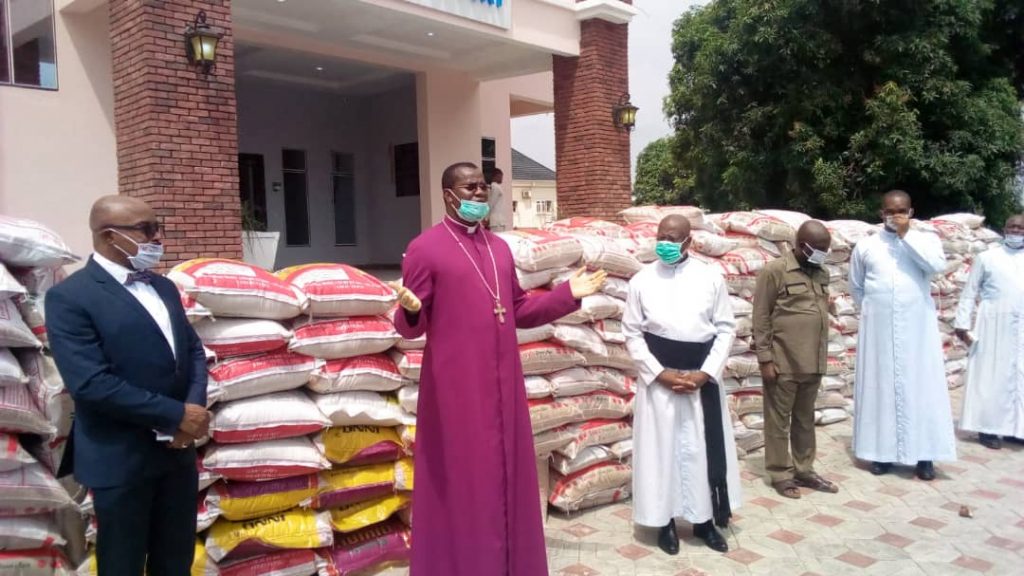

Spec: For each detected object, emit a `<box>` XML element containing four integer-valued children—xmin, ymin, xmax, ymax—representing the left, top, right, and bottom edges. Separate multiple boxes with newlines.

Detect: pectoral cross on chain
<box><xmin>494</xmin><ymin>299</ymin><xmax>507</xmax><ymax>324</ymax></box>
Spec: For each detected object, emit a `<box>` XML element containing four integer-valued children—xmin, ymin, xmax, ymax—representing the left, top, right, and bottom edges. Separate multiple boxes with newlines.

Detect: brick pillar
<box><xmin>110</xmin><ymin>0</ymin><xmax>241</xmax><ymax>266</ymax></box>
<box><xmin>553</xmin><ymin>3</ymin><xmax>632</xmax><ymax>221</ymax></box>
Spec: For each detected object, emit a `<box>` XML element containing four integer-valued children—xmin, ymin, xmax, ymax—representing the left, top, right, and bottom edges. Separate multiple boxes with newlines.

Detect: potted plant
<box><xmin>240</xmin><ymin>201</ymin><xmax>279</xmax><ymax>271</ymax></box>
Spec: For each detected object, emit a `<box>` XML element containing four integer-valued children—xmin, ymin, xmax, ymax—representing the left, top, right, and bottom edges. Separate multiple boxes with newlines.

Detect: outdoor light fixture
<box><xmin>184</xmin><ymin>11</ymin><xmax>222</xmax><ymax>74</ymax></box>
<box><xmin>613</xmin><ymin>93</ymin><xmax>639</xmax><ymax>131</ymax></box>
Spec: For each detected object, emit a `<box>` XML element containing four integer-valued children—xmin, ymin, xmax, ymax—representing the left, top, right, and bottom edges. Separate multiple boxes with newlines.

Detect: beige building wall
<box><xmin>0</xmin><ymin>4</ymin><xmax>116</xmax><ymax>262</ymax></box>
<box><xmin>512</xmin><ymin>180</ymin><xmax>558</xmax><ymax>229</ymax></box>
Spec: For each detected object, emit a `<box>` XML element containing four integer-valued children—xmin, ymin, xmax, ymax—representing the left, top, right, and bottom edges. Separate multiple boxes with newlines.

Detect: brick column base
<box><xmin>111</xmin><ymin>0</ymin><xmax>241</xmax><ymax>266</ymax></box>
<box><xmin>553</xmin><ymin>11</ymin><xmax>632</xmax><ymax>222</ymax></box>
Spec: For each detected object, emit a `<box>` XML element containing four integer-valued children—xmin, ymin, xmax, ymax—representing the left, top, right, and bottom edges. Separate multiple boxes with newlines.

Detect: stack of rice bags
<box><xmin>0</xmin><ymin>216</ymin><xmax>81</xmax><ymax>576</ymax></box>
<box><xmin>77</xmin><ymin>259</ymin><xmax>414</xmax><ymax>576</ymax></box>
<box><xmin>500</xmin><ymin>223</ymin><xmax>641</xmax><ymax>515</ymax></box>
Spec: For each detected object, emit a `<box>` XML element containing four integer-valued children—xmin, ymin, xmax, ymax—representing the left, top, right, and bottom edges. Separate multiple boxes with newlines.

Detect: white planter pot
<box><xmin>241</xmin><ymin>231</ymin><xmax>280</xmax><ymax>271</ymax></box>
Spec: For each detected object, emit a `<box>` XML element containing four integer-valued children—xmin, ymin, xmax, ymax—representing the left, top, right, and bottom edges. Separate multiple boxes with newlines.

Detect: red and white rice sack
<box><xmin>548</xmin><ymin>368</ymin><xmax>605</xmax><ymax>397</ymax></box>
<box><xmin>620</xmin><ymin>205</ymin><xmax>707</xmax><ymax>230</ymax></box>
<box><xmin>590</xmin><ymin>367</ymin><xmax>635</xmax><ymax>395</ymax></box>
<box><xmin>210</xmin><ymin>390</ymin><xmax>331</xmax><ymax>444</ymax></box>
<box><xmin>0</xmin><ymin>463</ymin><xmax>74</xmax><ymax>515</ymax></box>
<box><xmin>0</xmin><ymin>433</ymin><xmax>35</xmax><ymax>472</ymax></box>
<box><xmin>202</xmin><ymin>437</ymin><xmax>331</xmax><ymax>482</ymax></box>
<box><xmin>519</xmin><ymin>342</ymin><xmax>585</xmax><ymax>375</ymax></box>
<box><xmin>0</xmin><ymin>349</ymin><xmax>27</xmax><ymax>387</ymax></box>
<box><xmin>0</xmin><ymin>298</ymin><xmax>43</xmax><ymax>348</ymax></box>
<box><xmin>0</xmin><ymin>514</ymin><xmax>65</xmax><ymax>550</ymax></box>
<box><xmin>2</xmin><ymin>547</ymin><xmax>73</xmax><ymax>576</ymax></box>
<box><xmin>397</xmin><ymin>386</ymin><xmax>418</xmax><ymax>413</ymax></box>
<box><xmin>169</xmin><ymin>258</ymin><xmax>307</xmax><ymax>320</ymax></box>
<box><xmin>498</xmin><ymin>229</ymin><xmax>583</xmax><ymax>272</ymax></box>
<box><xmin>208</xmin><ymin>352</ymin><xmax>319</xmax><ymax>404</ymax></box>
<box><xmin>547</xmin><ymin>217</ymin><xmax>633</xmax><ymax>240</ymax></box>
<box><xmin>549</xmin><ymin>462</ymin><xmax>632</xmax><ymax>512</ymax></box>
<box><xmin>528</xmin><ymin>399</ymin><xmax>583</xmax><ymax>434</ymax></box>
<box><xmin>0</xmin><ymin>384</ymin><xmax>54</xmax><ymax>436</ymax></box>
<box><xmin>552</xmin><ymin>325</ymin><xmax>608</xmax><ymax>356</ymax></box>
<box><xmin>388</xmin><ymin>349</ymin><xmax>422</xmax><ymax>381</ymax></box>
<box><xmin>194</xmin><ymin>319</ymin><xmax>291</xmax><ymax>358</ymax></box>
<box><xmin>516</xmin><ymin>324</ymin><xmax>556</xmax><ymax>345</ymax></box>
<box><xmin>555</xmin><ymin>419</ymin><xmax>633</xmax><ymax>460</ymax></box>
<box><xmin>276</xmin><ymin>264</ymin><xmax>396</xmax><ymax>317</ymax></box>
<box><xmin>560</xmin><ymin>392</ymin><xmax>633</xmax><ymax>421</ymax></box>
<box><xmin>570</xmin><ymin>235</ymin><xmax>642</xmax><ymax>278</ymax></box>
<box><xmin>714</xmin><ymin>211</ymin><xmax>795</xmax><ymax>242</ymax></box>
<box><xmin>289</xmin><ymin>317</ymin><xmax>399</xmax><ymax>360</ymax></box>
<box><xmin>308</xmin><ymin>354</ymin><xmax>406</xmax><ymax>394</ymax></box>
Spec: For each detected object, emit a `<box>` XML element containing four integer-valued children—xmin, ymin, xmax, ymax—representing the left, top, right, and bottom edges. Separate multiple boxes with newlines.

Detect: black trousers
<box><xmin>92</xmin><ymin>464</ymin><xmax>198</xmax><ymax>576</ymax></box>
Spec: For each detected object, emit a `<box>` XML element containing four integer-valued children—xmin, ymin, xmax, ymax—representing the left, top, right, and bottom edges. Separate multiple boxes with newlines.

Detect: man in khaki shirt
<box><xmin>752</xmin><ymin>220</ymin><xmax>839</xmax><ymax>499</ymax></box>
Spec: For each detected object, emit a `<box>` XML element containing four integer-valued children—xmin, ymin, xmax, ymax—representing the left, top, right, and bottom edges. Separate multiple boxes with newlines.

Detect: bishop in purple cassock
<box><xmin>392</xmin><ymin>162</ymin><xmax>607</xmax><ymax>576</ymax></box>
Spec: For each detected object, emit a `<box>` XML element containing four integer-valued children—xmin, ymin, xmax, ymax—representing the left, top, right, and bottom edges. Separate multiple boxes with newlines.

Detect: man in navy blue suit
<box><xmin>47</xmin><ymin>195</ymin><xmax>210</xmax><ymax>576</ymax></box>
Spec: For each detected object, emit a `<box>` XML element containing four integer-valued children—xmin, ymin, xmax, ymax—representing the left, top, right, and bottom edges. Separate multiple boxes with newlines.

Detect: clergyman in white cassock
<box><xmin>953</xmin><ymin>215</ymin><xmax>1024</xmax><ymax>449</ymax></box>
<box><xmin>848</xmin><ymin>190</ymin><xmax>956</xmax><ymax>480</ymax></box>
<box><xmin>623</xmin><ymin>215</ymin><xmax>741</xmax><ymax>556</ymax></box>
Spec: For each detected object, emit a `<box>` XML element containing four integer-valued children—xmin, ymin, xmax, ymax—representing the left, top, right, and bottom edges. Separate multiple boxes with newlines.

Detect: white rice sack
<box><xmin>741</xmin><ymin>412</ymin><xmax>764</xmax><ymax>430</ymax></box>
<box><xmin>312</xmin><ymin>391</ymin><xmax>414</xmax><ymax>427</ymax></box>
<box><xmin>211</xmin><ymin>390</ymin><xmax>331</xmax><ymax>444</ymax></box>
<box><xmin>725</xmin><ymin>353</ymin><xmax>760</xmax><ymax>379</ymax></box>
<box><xmin>552</xmin><ymin>324</ymin><xmax>608</xmax><ymax>356</ymax></box>
<box><xmin>11</xmin><ymin>267</ymin><xmax>66</xmax><ymax>296</ymax></box>
<box><xmin>551</xmin><ymin>445</ymin><xmax>615</xmax><ymax>476</ymax></box>
<box><xmin>388</xmin><ymin>349</ymin><xmax>422</xmax><ymax>381</ymax></box>
<box><xmin>756</xmin><ymin>209</ymin><xmax>810</xmax><ymax>233</ymax></box>
<box><xmin>0</xmin><ymin>463</ymin><xmax>74</xmax><ymax>515</ymax></box>
<box><xmin>600</xmin><ymin>276</ymin><xmax>630</xmax><ymax>300</ymax></box>
<box><xmin>826</xmin><ymin>220</ymin><xmax>877</xmax><ymax>246</ymax></box>
<box><xmin>827</xmin><ymin>341</ymin><xmax>846</xmax><ymax>356</ymax></box>
<box><xmin>0</xmin><ymin>514</ymin><xmax>65</xmax><ymax>550</ymax></box>
<box><xmin>718</xmin><ymin>212</ymin><xmax>795</xmax><ymax>242</ymax></box>
<box><xmin>0</xmin><ymin>298</ymin><xmax>42</xmax><ymax>348</ymax></box>
<box><xmin>821</xmin><ymin>376</ymin><xmax>845</xmax><ymax>391</ymax></box>
<box><xmin>580</xmin><ymin>344</ymin><xmax>636</xmax><ymax>374</ymax></box>
<box><xmin>829</xmin><ymin>294</ymin><xmax>857</xmax><ymax>316</ymax></box>
<box><xmin>556</xmin><ymin>420</ymin><xmax>633</xmax><ymax>460</ymax></box>
<box><xmin>308</xmin><ymin>354</ymin><xmax>406</xmax><ymax>394</ymax></box>
<box><xmin>724</xmin><ymin>274</ymin><xmax>758</xmax><ymax>299</ymax></box>
<box><xmin>588</xmin><ymin>367</ymin><xmax>634</xmax><ymax>395</ymax></box>
<box><xmin>817</xmin><ymin>408</ymin><xmax>848</xmax><ymax>425</ymax></box>
<box><xmin>721</xmin><ymin>247</ymin><xmax>776</xmax><ymax>275</ymax></box>
<box><xmin>620</xmin><ymin>205</ymin><xmax>706</xmax><ymax>227</ymax></box>
<box><xmin>740</xmin><ymin>376</ymin><xmax>763</xmax><ymax>391</ymax></box>
<box><xmin>730</xmin><ymin>296</ymin><xmax>753</xmax><ymax>317</ymax></box>
<box><xmin>533</xmin><ymin>425</ymin><xmax>575</xmax><ymax>456</ymax></box>
<box><xmin>0</xmin><ymin>216</ymin><xmax>78</xmax><ymax>268</ymax></box>
<box><xmin>398</xmin><ymin>385</ymin><xmax>419</xmax><ymax>413</ymax></box>
<box><xmin>935</xmin><ymin>213</ymin><xmax>985</xmax><ymax>230</ymax></box>
<box><xmin>0</xmin><ymin>265</ymin><xmax>27</xmax><ymax>300</ymax></box>
<box><xmin>195</xmin><ymin>318</ymin><xmax>292</xmax><ymax>359</ymax></box>
<box><xmin>562</xmin><ymin>391</ymin><xmax>633</xmax><ymax>421</ymax></box>
<box><xmin>592</xmin><ymin>319</ymin><xmax>625</xmax><ymax>344</ymax></box>
<box><xmin>529</xmin><ymin>400</ymin><xmax>583</xmax><ymax>435</ymax></box>
<box><xmin>19</xmin><ymin>352</ymin><xmax>72</xmax><ymax>440</ymax></box>
<box><xmin>519</xmin><ymin>342</ymin><xmax>585</xmax><ymax>375</ymax></box>
<box><xmin>168</xmin><ymin>258</ymin><xmax>307</xmax><ymax>320</ymax></box>
<box><xmin>735</xmin><ymin>316</ymin><xmax>752</xmax><ymax>338</ymax></box>
<box><xmin>202</xmin><ymin>437</ymin><xmax>331</xmax><ymax>483</ymax></box>
<box><xmin>572</xmin><ymin>235</ymin><xmax>642</xmax><ymax>278</ymax></box>
<box><xmin>524</xmin><ymin>376</ymin><xmax>553</xmax><ymax>399</ymax></box>
<box><xmin>516</xmin><ymin>267</ymin><xmax>559</xmax><ymax>291</ymax></box>
<box><xmin>0</xmin><ymin>384</ymin><xmax>54</xmax><ymax>436</ymax></box>
<box><xmin>947</xmin><ymin>372</ymin><xmax>965</xmax><ymax>390</ymax></box>
<box><xmin>730</xmin><ymin>338</ymin><xmax>751</xmax><ymax>356</ymax></box>
<box><xmin>275</xmin><ymin>263</ymin><xmax>396</xmax><ymax>317</ymax></box>
<box><xmin>690</xmin><ymin>230</ymin><xmax>739</xmax><ymax>257</ymax></box>
<box><xmin>945</xmin><ymin>358</ymin><xmax>968</xmax><ymax>375</ymax></box>
<box><xmin>208</xmin><ymin>352</ymin><xmax>320</xmax><ymax>403</ymax></box>
<box><xmin>517</xmin><ymin>324</ymin><xmax>556</xmax><ymax>345</ymax></box>
<box><xmin>498</xmin><ymin>230</ymin><xmax>583</xmax><ymax>272</ymax></box>
<box><xmin>548</xmin><ymin>368</ymin><xmax>605</xmax><ymax>397</ymax></box>
<box><xmin>0</xmin><ymin>432</ymin><xmax>35</xmax><ymax>472</ymax></box>
<box><xmin>831</xmin><ymin>315</ymin><xmax>859</xmax><ymax>334</ymax></box>
<box><xmin>289</xmin><ymin>316</ymin><xmax>399</xmax><ymax>360</ymax></box>
<box><xmin>723</xmin><ymin>378</ymin><xmax>742</xmax><ymax>393</ymax></box>
<box><xmin>972</xmin><ymin>227</ymin><xmax>1001</xmax><ymax>242</ymax></box>
<box><xmin>0</xmin><ymin>349</ymin><xmax>28</xmax><ymax>387</ymax></box>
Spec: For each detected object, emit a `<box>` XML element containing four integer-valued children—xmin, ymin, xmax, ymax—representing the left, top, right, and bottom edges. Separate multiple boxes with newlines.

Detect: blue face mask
<box><xmin>1005</xmin><ymin>234</ymin><xmax>1024</xmax><ymax>250</ymax></box>
<box><xmin>656</xmin><ymin>240</ymin><xmax>687</xmax><ymax>264</ymax></box>
<box><xmin>448</xmin><ymin>191</ymin><xmax>490</xmax><ymax>223</ymax></box>
<box><xmin>108</xmin><ymin>229</ymin><xmax>164</xmax><ymax>271</ymax></box>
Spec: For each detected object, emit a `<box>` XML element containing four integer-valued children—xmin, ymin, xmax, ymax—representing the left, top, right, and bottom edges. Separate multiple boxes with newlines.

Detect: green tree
<box><xmin>666</xmin><ymin>0</ymin><xmax>1024</xmax><ymax>226</ymax></box>
<box><xmin>633</xmin><ymin>137</ymin><xmax>693</xmax><ymax>205</ymax></box>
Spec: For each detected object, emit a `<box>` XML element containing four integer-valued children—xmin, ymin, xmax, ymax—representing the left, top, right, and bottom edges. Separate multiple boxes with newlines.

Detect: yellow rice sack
<box><xmin>311</xmin><ymin>459</ymin><xmax>407</xmax><ymax>510</ymax></box>
<box><xmin>329</xmin><ymin>493</ymin><xmax>411</xmax><ymax>533</ymax></box>
<box><xmin>315</xmin><ymin>425</ymin><xmax>404</xmax><ymax>466</ymax></box>
<box><xmin>206</xmin><ymin>475</ymin><xmax>319</xmax><ymax>522</ymax></box>
<box><xmin>77</xmin><ymin>540</ymin><xmax>218</xmax><ymax>576</ymax></box>
<box><xmin>204</xmin><ymin>509</ymin><xmax>332</xmax><ymax>563</ymax></box>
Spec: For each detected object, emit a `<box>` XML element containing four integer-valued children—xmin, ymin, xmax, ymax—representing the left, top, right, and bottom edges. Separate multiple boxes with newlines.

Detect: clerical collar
<box><xmin>444</xmin><ymin>215</ymin><xmax>478</xmax><ymax>235</ymax></box>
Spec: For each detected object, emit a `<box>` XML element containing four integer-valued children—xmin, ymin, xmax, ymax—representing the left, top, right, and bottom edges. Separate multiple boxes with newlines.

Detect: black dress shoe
<box><xmin>693</xmin><ymin>520</ymin><xmax>729</xmax><ymax>553</ymax></box>
<box><xmin>979</xmin><ymin>433</ymin><xmax>1003</xmax><ymax>450</ymax></box>
<box><xmin>869</xmin><ymin>461</ymin><xmax>892</xmax><ymax>475</ymax></box>
<box><xmin>916</xmin><ymin>461</ymin><xmax>936</xmax><ymax>481</ymax></box>
<box><xmin>1004</xmin><ymin>436</ymin><xmax>1024</xmax><ymax>445</ymax></box>
<box><xmin>657</xmin><ymin>519</ymin><xmax>679</xmax><ymax>555</ymax></box>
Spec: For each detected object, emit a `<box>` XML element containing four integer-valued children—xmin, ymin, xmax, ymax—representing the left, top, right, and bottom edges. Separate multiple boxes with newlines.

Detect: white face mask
<box><xmin>108</xmin><ymin>229</ymin><xmax>164</xmax><ymax>271</ymax></box>
<box><xmin>802</xmin><ymin>244</ymin><xmax>829</xmax><ymax>266</ymax></box>
<box><xmin>1005</xmin><ymin>234</ymin><xmax>1024</xmax><ymax>250</ymax></box>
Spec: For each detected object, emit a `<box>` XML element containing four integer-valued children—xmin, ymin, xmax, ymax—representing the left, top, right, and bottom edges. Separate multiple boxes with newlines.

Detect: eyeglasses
<box><xmin>105</xmin><ymin>221</ymin><xmax>162</xmax><ymax>239</ymax></box>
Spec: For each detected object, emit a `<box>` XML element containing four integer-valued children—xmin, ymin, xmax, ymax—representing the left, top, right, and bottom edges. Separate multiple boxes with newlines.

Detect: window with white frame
<box><xmin>536</xmin><ymin>200</ymin><xmax>554</xmax><ymax>214</ymax></box>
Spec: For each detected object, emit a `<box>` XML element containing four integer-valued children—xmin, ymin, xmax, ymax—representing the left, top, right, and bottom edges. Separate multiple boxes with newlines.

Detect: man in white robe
<box><xmin>954</xmin><ymin>214</ymin><xmax>1024</xmax><ymax>449</ymax></box>
<box><xmin>849</xmin><ymin>190</ymin><xmax>956</xmax><ymax>480</ymax></box>
<box><xmin>623</xmin><ymin>215</ymin><xmax>741</xmax><ymax>556</ymax></box>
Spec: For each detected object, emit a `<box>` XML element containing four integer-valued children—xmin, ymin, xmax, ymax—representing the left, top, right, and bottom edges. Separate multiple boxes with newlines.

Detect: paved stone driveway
<box><xmin>375</xmin><ymin>388</ymin><xmax>1022</xmax><ymax>575</ymax></box>
<box><xmin>544</xmin><ymin>388</ymin><xmax>1024</xmax><ymax>575</ymax></box>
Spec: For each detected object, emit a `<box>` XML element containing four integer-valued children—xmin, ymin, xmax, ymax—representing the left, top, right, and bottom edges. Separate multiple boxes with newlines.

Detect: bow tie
<box><xmin>125</xmin><ymin>270</ymin><xmax>154</xmax><ymax>286</ymax></box>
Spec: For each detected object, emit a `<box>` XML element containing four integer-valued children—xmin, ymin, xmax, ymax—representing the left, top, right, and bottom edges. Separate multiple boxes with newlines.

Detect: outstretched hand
<box><xmin>388</xmin><ymin>281</ymin><xmax>422</xmax><ymax>313</ymax></box>
<box><xmin>568</xmin><ymin>267</ymin><xmax>608</xmax><ymax>299</ymax></box>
